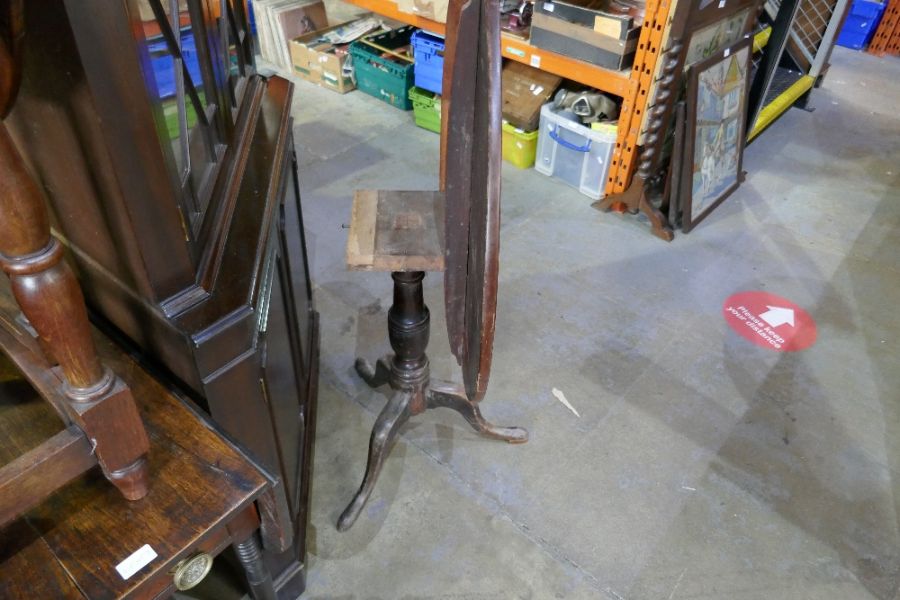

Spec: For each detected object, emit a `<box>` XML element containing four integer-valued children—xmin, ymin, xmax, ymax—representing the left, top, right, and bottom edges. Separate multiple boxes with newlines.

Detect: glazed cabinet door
<box><xmin>253</xmin><ymin>143</ymin><xmax>318</xmax><ymax>591</ymax></box>
<box><xmin>126</xmin><ymin>0</ymin><xmax>253</xmax><ymax>238</ymax></box>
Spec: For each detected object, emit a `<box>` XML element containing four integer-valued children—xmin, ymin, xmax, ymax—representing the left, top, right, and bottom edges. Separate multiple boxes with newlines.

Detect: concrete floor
<box><xmin>279</xmin><ymin>43</ymin><xmax>900</xmax><ymax>600</ymax></box>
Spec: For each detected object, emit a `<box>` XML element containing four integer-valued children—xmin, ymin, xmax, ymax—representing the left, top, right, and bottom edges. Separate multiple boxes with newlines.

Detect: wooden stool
<box><xmin>339</xmin><ymin>189</ymin><xmax>527</xmax><ymax>531</ymax></box>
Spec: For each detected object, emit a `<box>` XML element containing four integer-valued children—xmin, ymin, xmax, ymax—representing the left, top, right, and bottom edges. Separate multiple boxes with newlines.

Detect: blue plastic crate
<box><xmin>837</xmin><ymin>0</ymin><xmax>886</xmax><ymax>49</ymax></box>
<box><xmin>148</xmin><ymin>31</ymin><xmax>203</xmax><ymax>98</ymax></box>
<box><xmin>412</xmin><ymin>30</ymin><xmax>445</xmax><ymax>95</ymax></box>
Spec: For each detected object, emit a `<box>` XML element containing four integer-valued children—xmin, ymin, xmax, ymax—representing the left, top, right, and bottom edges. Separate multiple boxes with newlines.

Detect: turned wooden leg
<box><xmin>337</xmin><ymin>390</ymin><xmax>413</xmax><ymax>531</ymax></box>
<box><xmin>428</xmin><ymin>382</ymin><xmax>528</xmax><ymax>443</ymax></box>
<box><xmin>386</xmin><ymin>271</ymin><xmax>430</xmax><ymax>395</ymax></box>
<box><xmin>0</xmin><ymin>121</ymin><xmax>150</xmax><ymax>499</ymax></box>
<box><xmin>234</xmin><ymin>534</ymin><xmax>277</xmax><ymax>600</ymax></box>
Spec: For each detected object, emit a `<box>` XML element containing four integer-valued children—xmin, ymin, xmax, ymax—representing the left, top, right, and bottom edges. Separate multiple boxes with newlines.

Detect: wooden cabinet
<box><xmin>7</xmin><ymin>1</ymin><xmax>318</xmax><ymax>596</ymax></box>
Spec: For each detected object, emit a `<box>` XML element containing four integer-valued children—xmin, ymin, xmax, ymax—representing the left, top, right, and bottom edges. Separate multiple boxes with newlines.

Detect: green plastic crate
<box><xmin>350</xmin><ymin>26</ymin><xmax>416</xmax><ymax>110</ymax></box>
<box><xmin>409</xmin><ymin>86</ymin><xmax>441</xmax><ymax>133</ymax></box>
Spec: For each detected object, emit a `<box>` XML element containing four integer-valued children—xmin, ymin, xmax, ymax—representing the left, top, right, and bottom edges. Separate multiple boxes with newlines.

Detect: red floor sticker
<box><xmin>722</xmin><ymin>291</ymin><xmax>817</xmax><ymax>351</ymax></box>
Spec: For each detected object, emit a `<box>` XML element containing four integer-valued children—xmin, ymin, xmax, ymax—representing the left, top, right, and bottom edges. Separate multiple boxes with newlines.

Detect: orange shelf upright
<box><xmin>606</xmin><ymin>0</ymin><xmax>673</xmax><ymax>195</ymax></box>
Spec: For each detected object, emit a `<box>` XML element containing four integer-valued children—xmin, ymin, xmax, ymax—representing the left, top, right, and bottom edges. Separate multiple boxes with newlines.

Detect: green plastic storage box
<box><xmin>409</xmin><ymin>86</ymin><xmax>441</xmax><ymax>133</ymax></box>
<box><xmin>350</xmin><ymin>26</ymin><xmax>416</xmax><ymax>110</ymax></box>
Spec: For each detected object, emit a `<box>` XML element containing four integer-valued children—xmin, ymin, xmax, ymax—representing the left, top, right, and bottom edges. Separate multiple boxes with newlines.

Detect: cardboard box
<box><xmin>530</xmin><ymin>9</ymin><xmax>639</xmax><ymax>70</ymax></box>
<box><xmin>291</xmin><ymin>21</ymin><xmax>359</xmax><ymax>93</ymax></box>
<box><xmin>397</xmin><ymin>0</ymin><xmax>449</xmax><ymax>23</ymax></box>
<box><xmin>533</xmin><ymin>0</ymin><xmax>633</xmax><ymax>39</ymax></box>
<box><xmin>501</xmin><ymin>61</ymin><xmax>562</xmax><ymax>131</ymax></box>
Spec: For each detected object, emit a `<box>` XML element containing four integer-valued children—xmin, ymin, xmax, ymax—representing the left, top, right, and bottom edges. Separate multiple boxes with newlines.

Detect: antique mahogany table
<box><xmin>338</xmin><ymin>0</ymin><xmax>528</xmax><ymax>531</ymax></box>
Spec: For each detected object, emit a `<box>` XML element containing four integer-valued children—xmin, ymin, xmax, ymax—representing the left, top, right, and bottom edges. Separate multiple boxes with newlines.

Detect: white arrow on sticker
<box><xmin>759</xmin><ymin>306</ymin><xmax>795</xmax><ymax>328</ymax></box>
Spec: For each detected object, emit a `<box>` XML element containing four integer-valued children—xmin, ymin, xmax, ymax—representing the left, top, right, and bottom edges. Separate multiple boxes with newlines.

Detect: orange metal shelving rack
<box><xmin>868</xmin><ymin>0</ymin><xmax>900</xmax><ymax>55</ymax></box>
<box><xmin>343</xmin><ymin>0</ymin><xmax>673</xmax><ymax>197</ymax></box>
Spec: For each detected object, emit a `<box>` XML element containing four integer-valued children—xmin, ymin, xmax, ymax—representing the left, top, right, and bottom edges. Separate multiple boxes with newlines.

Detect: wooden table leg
<box><xmin>234</xmin><ymin>533</ymin><xmax>277</xmax><ymax>600</ymax></box>
<box><xmin>0</xmin><ymin>121</ymin><xmax>150</xmax><ymax>499</ymax></box>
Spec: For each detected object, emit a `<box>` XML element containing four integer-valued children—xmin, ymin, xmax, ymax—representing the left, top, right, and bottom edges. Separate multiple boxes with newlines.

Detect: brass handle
<box><xmin>172</xmin><ymin>552</ymin><xmax>214</xmax><ymax>591</ymax></box>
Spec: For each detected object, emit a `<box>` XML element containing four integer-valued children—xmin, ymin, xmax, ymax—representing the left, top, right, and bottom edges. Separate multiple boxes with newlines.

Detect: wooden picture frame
<box><xmin>680</xmin><ymin>36</ymin><xmax>752</xmax><ymax>232</ymax></box>
<box><xmin>603</xmin><ymin>0</ymin><xmax>761</xmax><ymax>240</ymax></box>
<box><xmin>684</xmin><ymin>6</ymin><xmax>754</xmax><ymax>67</ymax></box>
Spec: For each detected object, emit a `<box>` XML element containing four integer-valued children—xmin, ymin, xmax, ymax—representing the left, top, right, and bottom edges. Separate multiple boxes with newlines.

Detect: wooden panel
<box><xmin>0</xmin><ymin>521</ymin><xmax>84</xmax><ymax>600</ymax></box>
<box><xmin>346</xmin><ymin>190</ymin><xmax>445</xmax><ymax>272</ymax></box>
<box><xmin>441</xmin><ymin>0</ymin><xmax>503</xmax><ymax>401</ymax></box>
<box><xmin>61</xmin><ymin>0</ymin><xmax>199</xmax><ymax>299</ymax></box>
<box><xmin>0</xmin><ymin>340</ymin><xmax>67</xmax><ymax>462</ymax></box>
<box><xmin>0</xmin><ymin>427</ymin><xmax>95</xmax><ymax>528</ymax></box>
<box><xmin>281</xmin><ymin>148</ymin><xmax>315</xmax><ymax>374</ymax></box>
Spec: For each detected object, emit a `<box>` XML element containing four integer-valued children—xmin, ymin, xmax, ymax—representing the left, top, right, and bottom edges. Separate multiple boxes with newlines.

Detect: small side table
<box><xmin>338</xmin><ymin>189</ymin><xmax>527</xmax><ymax>531</ymax></box>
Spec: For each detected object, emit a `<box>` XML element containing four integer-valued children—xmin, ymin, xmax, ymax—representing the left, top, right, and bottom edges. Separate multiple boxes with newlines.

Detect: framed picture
<box><xmin>624</xmin><ymin>0</ymin><xmax>760</xmax><ymax>238</ymax></box>
<box><xmin>684</xmin><ymin>7</ymin><xmax>753</xmax><ymax>67</ymax></box>
<box><xmin>680</xmin><ymin>37</ymin><xmax>752</xmax><ymax>232</ymax></box>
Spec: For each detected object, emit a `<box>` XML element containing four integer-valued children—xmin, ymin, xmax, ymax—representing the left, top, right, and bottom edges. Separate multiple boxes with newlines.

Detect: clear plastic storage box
<box><xmin>534</xmin><ymin>102</ymin><xmax>617</xmax><ymax>200</ymax></box>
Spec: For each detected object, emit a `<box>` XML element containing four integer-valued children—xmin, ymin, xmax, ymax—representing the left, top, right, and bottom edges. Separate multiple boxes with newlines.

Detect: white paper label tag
<box><xmin>116</xmin><ymin>544</ymin><xmax>158</xmax><ymax>580</ymax></box>
<box><xmin>530</xmin><ymin>54</ymin><xmax>541</xmax><ymax>68</ymax></box>
<box><xmin>724</xmin><ymin>47</ymin><xmax>731</xmax><ymax>57</ymax></box>
<box><xmin>532</xmin><ymin>85</ymin><xmax>545</xmax><ymax>95</ymax></box>
<box><xmin>545</xmin><ymin>2</ymin><xmax>555</xmax><ymax>11</ymax></box>
<box><xmin>718</xmin><ymin>0</ymin><xmax>726</xmax><ymax>7</ymax></box>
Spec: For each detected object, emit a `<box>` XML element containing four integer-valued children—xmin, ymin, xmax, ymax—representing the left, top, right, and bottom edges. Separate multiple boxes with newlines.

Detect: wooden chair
<box><xmin>338</xmin><ymin>0</ymin><xmax>528</xmax><ymax>532</ymax></box>
<box><xmin>0</xmin><ymin>283</ymin><xmax>277</xmax><ymax>598</ymax></box>
<box><xmin>0</xmin><ymin>20</ymin><xmax>150</xmax><ymax>526</ymax></box>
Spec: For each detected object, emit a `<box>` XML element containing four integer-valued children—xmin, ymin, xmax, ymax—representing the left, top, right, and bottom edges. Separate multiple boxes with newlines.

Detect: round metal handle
<box><xmin>172</xmin><ymin>552</ymin><xmax>213</xmax><ymax>591</ymax></box>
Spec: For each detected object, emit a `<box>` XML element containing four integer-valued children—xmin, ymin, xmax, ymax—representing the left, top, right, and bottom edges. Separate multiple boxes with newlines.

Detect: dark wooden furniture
<box><xmin>0</xmin><ymin>133</ymin><xmax>151</xmax><ymax>522</ymax></box>
<box><xmin>0</xmin><ymin>9</ymin><xmax>150</xmax><ymax>522</ymax></box>
<box><xmin>338</xmin><ymin>0</ymin><xmax>528</xmax><ymax>532</ymax></box>
<box><xmin>5</xmin><ymin>1</ymin><xmax>319</xmax><ymax>595</ymax></box>
<box><xmin>0</xmin><ymin>282</ymin><xmax>276</xmax><ymax>599</ymax></box>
